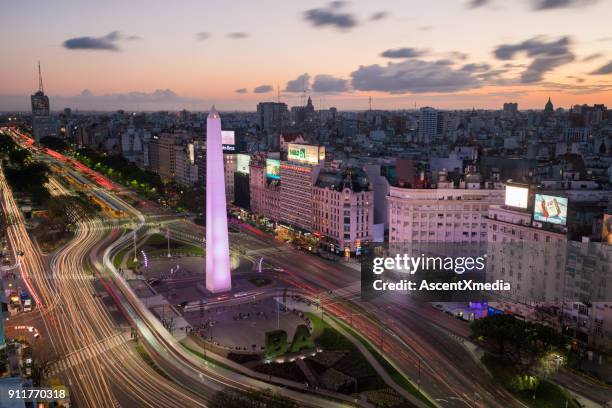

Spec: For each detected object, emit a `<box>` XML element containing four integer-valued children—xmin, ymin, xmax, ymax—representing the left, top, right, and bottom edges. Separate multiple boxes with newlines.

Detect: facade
<box><xmin>249</xmin><ymin>154</ymin><xmax>281</xmax><ymax>221</ymax></box>
<box><xmin>388</xmin><ymin>179</ymin><xmax>505</xmax><ymax>244</ymax></box>
<box><xmin>418</xmin><ymin>107</ymin><xmax>438</xmax><ymax>144</ymax></box>
<box><xmin>312</xmin><ymin>168</ymin><xmax>373</xmax><ymax>255</ymax></box>
<box><xmin>279</xmin><ymin>161</ymin><xmax>320</xmax><ymax>232</ymax></box>
<box><xmin>224</xmin><ymin>153</ymin><xmax>236</xmax><ymax>203</ymax></box>
<box><xmin>148</xmin><ymin>132</ymin><xmax>196</xmax><ymax>185</ymax></box>
<box><xmin>257</xmin><ymin>102</ymin><xmax>289</xmax><ymax>149</ymax></box>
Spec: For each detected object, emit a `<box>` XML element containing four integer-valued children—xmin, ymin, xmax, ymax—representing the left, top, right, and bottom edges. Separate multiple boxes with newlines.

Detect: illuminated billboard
<box><xmin>221</xmin><ymin>130</ymin><xmax>235</xmax><ymax>145</ymax></box>
<box><xmin>287</xmin><ymin>143</ymin><xmax>325</xmax><ymax>165</ymax></box>
<box><xmin>236</xmin><ymin>154</ymin><xmax>250</xmax><ymax>174</ymax></box>
<box><xmin>602</xmin><ymin>214</ymin><xmax>611</xmax><ymax>244</ymax></box>
<box><xmin>504</xmin><ymin>185</ymin><xmax>529</xmax><ymax>209</ymax></box>
<box><xmin>533</xmin><ymin>194</ymin><xmax>568</xmax><ymax>226</ymax></box>
<box><xmin>266</xmin><ymin>159</ymin><xmax>281</xmax><ymax>180</ymax></box>
<box><xmin>222</xmin><ymin>130</ymin><xmax>235</xmax><ymax>152</ymax></box>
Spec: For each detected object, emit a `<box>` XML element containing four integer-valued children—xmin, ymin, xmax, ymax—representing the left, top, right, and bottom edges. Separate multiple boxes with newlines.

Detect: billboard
<box><xmin>287</xmin><ymin>143</ymin><xmax>325</xmax><ymax>165</ymax></box>
<box><xmin>602</xmin><ymin>214</ymin><xmax>612</xmax><ymax>244</ymax></box>
<box><xmin>222</xmin><ymin>130</ymin><xmax>235</xmax><ymax>152</ymax></box>
<box><xmin>236</xmin><ymin>154</ymin><xmax>250</xmax><ymax>175</ymax></box>
<box><xmin>221</xmin><ymin>130</ymin><xmax>235</xmax><ymax>145</ymax></box>
<box><xmin>505</xmin><ymin>185</ymin><xmax>529</xmax><ymax>209</ymax></box>
<box><xmin>533</xmin><ymin>194</ymin><xmax>568</xmax><ymax>226</ymax></box>
<box><xmin>266</xmin><ymin>159</ymin><xmax>280</xmax><ymax>179</ymax></box>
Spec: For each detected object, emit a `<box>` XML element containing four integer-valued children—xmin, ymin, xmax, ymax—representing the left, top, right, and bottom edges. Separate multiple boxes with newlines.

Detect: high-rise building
<box><xmin>205</xmin><ymin>107</ymin><xmax>232</xmax><ymax>293</ymax></box>
<box><xmin>418</xmin><ymin>107</ymin><xmax>438</xmax><ymax>144</ymax></box>
<box><xmin>257</xmin><ymin>102</ymin><xmax>289</xmax><ymax>149</ymax></box>
<box><xmin>30</xmin><ymin>62</ymin><xmax>57</xmax><ymax>141</ymax></box>
<box><xmin>502</xmin><ymin>102</ymin><xmax>518</xmax><ymax>116</ymax></box>
<box><xmin>223</xmin><ymin>153</ymin><xmax>236</xmax><ymax>203</ymax></box>
<box><xmin>279</xmin><ymin>144</ymin><xmax>324</xmax><ymax>231</ymax></box>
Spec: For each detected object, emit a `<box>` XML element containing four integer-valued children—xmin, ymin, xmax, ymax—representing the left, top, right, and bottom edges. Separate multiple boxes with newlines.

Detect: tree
<box><xmin>40</xmin><ymin>136</ymin><xmax>68</xmax><ymax>152</ymax></box>
<box><xmin>471</xmin><ymin>315</ymin><xmax>567</xmax><ymax>386</ymax></box>
<box><xmin>29</xmin><ymin>341</ymin><xmax>59</xmax><ymax>386</ymax></box>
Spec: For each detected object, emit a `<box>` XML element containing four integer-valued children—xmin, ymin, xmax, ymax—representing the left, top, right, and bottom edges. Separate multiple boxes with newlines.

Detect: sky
<box><xmin>1</xmin><ymin>0</ymin><xmax>611</xmax><ymax>111</ymax></box>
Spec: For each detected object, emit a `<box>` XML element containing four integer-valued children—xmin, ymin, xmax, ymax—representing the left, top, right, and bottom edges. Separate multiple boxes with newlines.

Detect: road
<box><xmin>0</xmin><ymin>162</ymin><xmax>209</xmax><ymax>407</ymax></box>
<box><xmin>4</xmin><ymin>126</ymin><xmax>358</xmax><ymax>408</ymax></box>
<box><xmin>169</xmin><ymin>219</ymin><xmax>525</xmax><ymax>408</ymax></box>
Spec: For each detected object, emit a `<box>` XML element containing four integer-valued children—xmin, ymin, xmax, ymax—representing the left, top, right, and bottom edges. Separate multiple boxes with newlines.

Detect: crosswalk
<box><xmin>48</xmin><ymin>332</ymin><xmax>131</xmax><ymax>376</ymax></box>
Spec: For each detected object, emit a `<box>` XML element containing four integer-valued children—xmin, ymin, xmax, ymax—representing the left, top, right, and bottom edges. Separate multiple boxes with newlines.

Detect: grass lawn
<box><xmin>265</xmin><ymin>330</ymin><xmax>289</xmax><ymax>359</ymax></box>
<box><xmin>289</xmin><ymin>324</ymin><xmax>313</xmax><ymax>353</ymax></box>
<box><xmin>482</xmin><ymin>354</ymin><xmax>579</xmax><ymax>408</ymax></box>
<box><xmin>326</xmin><ymin>314</ymin><xmax>436</xmax><ymax>408</ymax></box>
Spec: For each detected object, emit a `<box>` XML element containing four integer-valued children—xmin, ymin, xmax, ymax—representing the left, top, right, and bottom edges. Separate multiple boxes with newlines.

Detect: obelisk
<box><xmin>205</xmin><ymin>106</ymin><xmax>232</xmax><ymax>293</ymax></box>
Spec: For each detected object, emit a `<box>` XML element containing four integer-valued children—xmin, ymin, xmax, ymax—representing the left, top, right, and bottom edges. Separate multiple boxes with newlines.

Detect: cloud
<box><xmin>63</xmin><ymin>31</ymin><xmax>124</xmax><ymax>51</ymax></box>
<box><xmin>531</xmin><ymin>0</ymin><xmax>599</xmax><ymax>10</ymax></box>
<box><xmin>196</xmin><ymin>32</ymin><xmax>211</xmax><ymax>41</ymax></box>
<box><xmin>284</xmin><ymin>73</ymin><xmax>311</xmax><ymax>92</ymax></box>
<box><xmin>590</xmin><ymin>60</ymin><xmax>612</xmax><ymax>75</ymax></box>
<box><xmin>303</xmin><ymin>2</ymin><xmax>358</xmax><ymax>31</ymax></box>
<box><xmin>380</xmin><ymin>47</ymin><xmax>427</xmax><ymax>59</ymax></box>
<box><xmin>350</xmin><ymin>59</ymin><xmax>482</xmax><ymax>94</ymax></box>
<box><xmin>125</xmin><ymin>35</ymin><xmax>141</xmax><ymax>41</ymax></box>
<box><xmin>254</xmin><ymin>85</ymin><xmax>274</xmax><ymax>93</ymax></box>
<box><xmin>234</xmin><ymin>88</ymin><xmax>247</xmax><ymax>94</ymax></box>
<box><xmin>447</xmin><ymin>51</ymin><xmax>470</xmax><ymax>61</ymax></box>
<box><xmin>582</xmin><ymin>53</ymin><xmax>602</xmax><ymax>62</ymax></box>
<box><xmin>493</xmin><ymin>36</ymin><xmax>574</xmax><ymax>83</ymax></box>
<box><xmin>312</xmin><ymin>75</ymin><xmax>350</xmax><ymax>93</ymax></box>
<box><xmin>419</xmin><ymin>26</ymin><xmax>433</xmax><ymax>31</ymax></box>
<box><xmin>460</xmin><ymin>63</ymin><xmax>492</xmax><ymax>72</ymax></box>
<box><xmin>467</xmin><ymin>0</ymin><xmax>491</xmax><ymax>8</ymax></box>
<box><xmin>40</xmin><ymin>89</ymin><xmax>209</xmax><ymax>111</ymax></box>
<box><xmin>369</xmin><ymin>11</ymin><xmax>388</xmax><ymax>21</ymax></box>
<box><xmin>227</xmin><ymin>32</ymin><xmax>249</xmax><ymax>39</ymax></box>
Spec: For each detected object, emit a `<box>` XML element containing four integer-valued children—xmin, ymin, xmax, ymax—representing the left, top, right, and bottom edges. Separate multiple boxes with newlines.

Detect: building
<box><xmin>502</xmin><ymin>102</ymin><xmax>518</xmax><ymax>116</ymax></box>
<box><xmin>418</xmin><ymin>107</ymin><xmax>438</xmax><ymax>144</ymax></box>
<box><xmin>148</xmin><ymin>132</ymin><xmax>195</xmax><ymax>184</ymax></box>
<box><xmin>387</xmin><ymin>174</ymin><xmax>505</xmax><ymax>244</ymax></box>
<box><xmin>30</xmin><ymin>62</ymin><xmax>57</xmax><ymax>142</ymax></box>
<box><xmin>249</xmin><ymin>153</ymin><xmax>281</xmax><ymax>222</ymax></box>
<box><xmin>257</xmin><ymin>102</ymin><xmax>289</xmax><ymax>149</ymax></box>
<box><xmin>224</xmin><ymin>153</ymin><xmax>236</xmax><ymax>203</ymax></box>
<box><xmin>544</xmin><ymin>97</ymin><xmax>554</xmax><ymax>114</ymax></box>
<box><xmin>278</xmin><ymin>144</ymin><xmax>324</xmax><ymax>232</ymax></box>
<box><xmin>313</xmin><ymin>168</ymin><xmax>373</xmax><ymax>256</ymax></box>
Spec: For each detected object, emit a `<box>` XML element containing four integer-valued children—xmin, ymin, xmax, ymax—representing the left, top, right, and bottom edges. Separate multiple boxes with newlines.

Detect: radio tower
<box><xmin>38</xmin><ymin>61</ymin><xmax>44</xmax><ymax>93</ymax></box>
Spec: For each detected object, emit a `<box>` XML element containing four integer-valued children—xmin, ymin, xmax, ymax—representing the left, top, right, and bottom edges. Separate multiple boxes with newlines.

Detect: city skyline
<box><xmin>1</xmin><ymin>0</ymin><xmax>612</xmax><ymax>111</ymax></box>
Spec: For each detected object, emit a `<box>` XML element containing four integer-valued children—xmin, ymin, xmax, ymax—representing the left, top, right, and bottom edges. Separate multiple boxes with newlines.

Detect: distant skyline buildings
<box><xmin>1</xmin><ymin>1</ymin><xmax>611</xmax><ymax>111</ymax></box>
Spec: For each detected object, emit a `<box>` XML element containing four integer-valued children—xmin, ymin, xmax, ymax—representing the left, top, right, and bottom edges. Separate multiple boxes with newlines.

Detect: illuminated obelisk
<box><xmin>205</xmin><ymin>106</ymin><xmax>232</xmax><ymax>293</ymax></box>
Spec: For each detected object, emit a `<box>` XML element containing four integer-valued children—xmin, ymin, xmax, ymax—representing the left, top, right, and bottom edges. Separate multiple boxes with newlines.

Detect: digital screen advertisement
<box><xmin>504</xmin><ymin>184</ymin><xmax>529</xmax><ymax>208</ymax></box>
<box><xmin>236</xmin><ymin>153</ymin><xmax>250</xmax><ymax>174</ymax></box>
<box><xmin>0</xmin><ymin>2</ymin><xmax>610</xmax><ymax>408</ymax></box>
<box><xmin>533</xmin><ymin>194</ymin><xmax>569</xmax><ymax>225</ymax></box>
<box><xmin>265</xmin><ymin>158</ymin><xmax>281</xmax><ymax>179</ymax></box>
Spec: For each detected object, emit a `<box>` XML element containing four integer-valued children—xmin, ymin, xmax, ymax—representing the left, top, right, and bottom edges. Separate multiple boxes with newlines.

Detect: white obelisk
<box><xmin>205</xmin><ymin>106</ymin><xmax>232</xmax><ymax>293</ymax></box>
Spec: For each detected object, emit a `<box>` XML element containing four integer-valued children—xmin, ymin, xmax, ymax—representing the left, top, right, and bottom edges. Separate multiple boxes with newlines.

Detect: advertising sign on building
<box><xmin>236</xmin><ymin>154</ymin><xmax>250</xmax><ymax>174</ymax></box>
<box><xmin>266</xmin><ymin>159</ymin><xmax>281</xmax><ymax>179</ymax></box>
<box><xmin>287</xmin><ymin>143</ymin><xmax>325</xmax><ymax>165</ymax></box>
<box><xmin>533</xmin><ymin>194</ymin><xmax>568</xmax><ymax>226</ymax></box>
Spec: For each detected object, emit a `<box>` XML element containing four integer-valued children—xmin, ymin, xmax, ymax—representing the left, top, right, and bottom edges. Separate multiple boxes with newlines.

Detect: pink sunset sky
<box><xmin>1</xmin><ymin>0</ymin><xmax>611</xmax><ymax>111</ymax></box>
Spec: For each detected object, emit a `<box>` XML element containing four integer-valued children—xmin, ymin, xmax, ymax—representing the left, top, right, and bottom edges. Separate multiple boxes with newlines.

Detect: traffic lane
<box><xmin>553</xmin><ymin>371</ymin><xmax>611</xmax><ymax>405</ymax></box>
<box><xmin>373</xmin><ymin>302</ymin><xmax>520</xmax><ymax>408</ymax></box>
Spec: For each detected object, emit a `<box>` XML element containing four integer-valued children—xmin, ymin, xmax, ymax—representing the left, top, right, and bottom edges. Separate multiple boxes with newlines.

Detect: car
<box><xmin>432</xmin><ymin>303</ymin><xmax>444</xmax><ymax>311</ymax></box>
